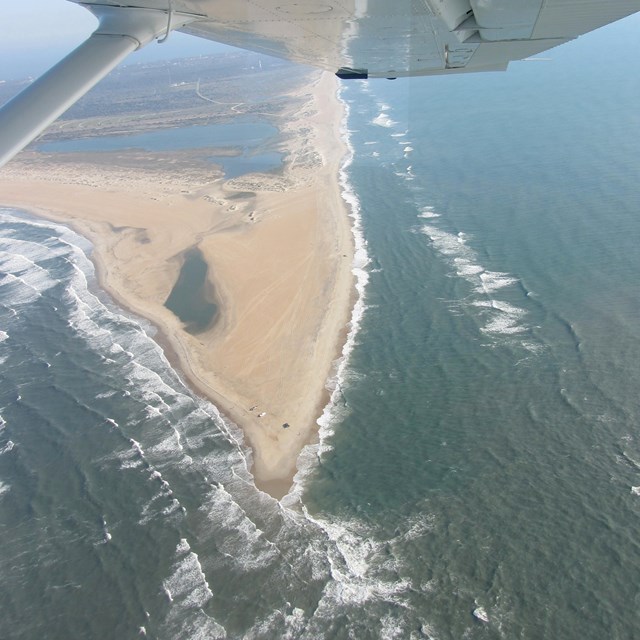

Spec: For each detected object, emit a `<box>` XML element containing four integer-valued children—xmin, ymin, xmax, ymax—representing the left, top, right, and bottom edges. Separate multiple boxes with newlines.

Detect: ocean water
<box><xmin>2</xmin><ymin>14</ymin><xmax>640</xmax><ymax>640</ymax></box>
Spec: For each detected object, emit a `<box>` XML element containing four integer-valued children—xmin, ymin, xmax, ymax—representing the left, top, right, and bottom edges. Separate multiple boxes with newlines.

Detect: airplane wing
<box><xmin>1</xmin><ymin>0</ymin><xmax>639</xmax><ymax>167</ymax></box>
<box><xmin>172</xmin><ymin>0</ymin><xmax>640</xmax><ymax>78</ymax></box>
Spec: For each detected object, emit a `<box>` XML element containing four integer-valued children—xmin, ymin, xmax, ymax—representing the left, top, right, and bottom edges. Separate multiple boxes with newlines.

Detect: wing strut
<box><xmin>0</xmin><ymin>6</ymin><xmax>197</xmax><ymax>168</ymax></box>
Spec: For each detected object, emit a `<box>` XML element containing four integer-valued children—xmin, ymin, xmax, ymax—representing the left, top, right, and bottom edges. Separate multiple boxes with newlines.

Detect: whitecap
<box><xmin>162</xmin><ymin>538</ymin><xmax>213</xmax><ymax>609</ymax></box>
<box><xmin>130</xmin><ymin>438</ymin><xmax>145</xmax><ymax>456</ymax></box>
<box><xmin>475</xmin><ymin>270</ymin><xmax>519</xmax><ymax>294</ymax></box>
<box><xmin>419</xmin><ymin>218</ymin><xmax>532</xmax><ymax>342</ymax></box>
<box><xmin>97</xmin><ymin>517</ymin><xmax>112</xmax><ymax>544</ymax></box>
<box><xmin>198</xmin><ymin>485</ymin><xmax>280</xmax><ymax>571</ymax></box>
<box><xmin>144</xmin><ymin>404</ymin><xmax>162</xmax><ymax>418</ymax></box>
<box><xmin>0</xmin><ymin>440</ymin><xmax>15</xmax><ymax>455</ymax></box>
<box><xmin>481</xmin><ymin>312</ymin><xmax>527</xmax><ymax>335</ymax></box>
<box><xmin>473</xmin><ymin>605</ymin><xmax>489</xmax><ymax>623</ymax></box>
<box><xmin>421</xmin><ymin>224</ymin><xmax>472</xmax><ymax>258</ymax></box>
<box><xmin>454</xmin><ymin>258</ymin><xmax>484</xmax><ymax>277</ymax></box>
<box><xmin>372</xmin><ymin>113</ymin><xmax>396</xmax><ymax>128</ymax></box>
<box><xmin>418</xmin><ymin>209</ymin><xmax>440</xmax><ymax>219</ymax></box>
<box><xmin>0</xmin><ymin>272</ymin><xmax>42</xmax><ymax>305</ymax></box>
<box><xmin>96</xmin><ymin>389</ymin><xmax>117</xmax><ymax>399</ymax></box>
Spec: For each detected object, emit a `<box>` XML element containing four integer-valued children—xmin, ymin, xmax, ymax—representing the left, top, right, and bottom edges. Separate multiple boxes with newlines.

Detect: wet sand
<box><xmin>0</xmin><ymin>71</ymin><xmax>354</xmax><ymax>499</ymax></box>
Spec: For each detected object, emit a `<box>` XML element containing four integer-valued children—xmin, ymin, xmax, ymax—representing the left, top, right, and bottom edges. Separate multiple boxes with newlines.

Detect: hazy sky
<box><xmin>0</xmin><ymin>0</ymin><xmax>232</xmax><ymax>80</ymax></box>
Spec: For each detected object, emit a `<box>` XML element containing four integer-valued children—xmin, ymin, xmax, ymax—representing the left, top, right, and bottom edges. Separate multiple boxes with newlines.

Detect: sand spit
<box><xmin>0</xmin><ymin>71</ymin><xmax>354</xmax><ymax>499</ymax></box>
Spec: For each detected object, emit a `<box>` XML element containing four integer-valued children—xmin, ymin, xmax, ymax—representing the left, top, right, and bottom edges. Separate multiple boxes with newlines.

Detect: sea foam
<box><xmin>419</xmin><ymin>218</ymin><xmax>530</xmax><ymax>339</ymax></box>
<box><xmin>372</xmin><ymin>113</ymin><xmax>395</xmax><ymax>127</ymax></box>
<box><xmin>0</xmin><ymin>440</ymin><xmax>15</xmax><ymax>455</ymax></box>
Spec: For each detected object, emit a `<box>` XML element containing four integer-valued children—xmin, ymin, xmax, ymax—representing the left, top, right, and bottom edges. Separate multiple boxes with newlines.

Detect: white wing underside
<box><xmin>0</xmin><ymin>0</ymin><xmax>639</xmax><ymax>166</ymax></box>
<box><xmin>74</xmin><ymin>0</ymin><xmax>640</xmax><ymax>78</ymax></box>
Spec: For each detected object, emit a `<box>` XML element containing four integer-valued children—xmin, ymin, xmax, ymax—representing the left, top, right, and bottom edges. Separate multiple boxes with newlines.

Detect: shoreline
<box><xmin>0</xmin><ymin>71</ymin><xmax>355</xmax><ymax>499</ymax></box>
<box><xmin>284</xmin><ymin>90</ymin><xmax>371</xmax><ymax>505</ymax></box>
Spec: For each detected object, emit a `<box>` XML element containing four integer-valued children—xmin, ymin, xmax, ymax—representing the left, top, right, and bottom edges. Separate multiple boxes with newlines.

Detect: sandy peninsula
<box><xmin>0</xmin><ymin>70</ymin><xmax>354</xmax><ymax>499</ymax></box>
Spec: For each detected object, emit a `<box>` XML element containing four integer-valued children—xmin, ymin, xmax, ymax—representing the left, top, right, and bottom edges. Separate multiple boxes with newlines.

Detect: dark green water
<box><xmin>165</xmin><ymin>248</ymin><xmax>217</xmax><ymax>333</ymax></box>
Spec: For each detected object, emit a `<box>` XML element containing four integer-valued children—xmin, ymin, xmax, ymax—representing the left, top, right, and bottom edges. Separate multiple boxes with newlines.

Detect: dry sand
<box><xmin>0</xmin><ymin>71</ymin><xmax>354</xmax><ymax>499</ymax></box>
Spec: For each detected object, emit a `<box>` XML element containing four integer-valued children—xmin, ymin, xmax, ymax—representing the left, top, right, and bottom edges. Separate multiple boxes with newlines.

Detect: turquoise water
<box><xmin>2</xmin><ymin>14</ymin><xmax>640</xmax><ymax>639</ymax></box>
<box><xmin>38</xmin><ymin>121</ymin><xmax>283</xmax><ymax>179</ymax></box>
<box><xmin>208</xmin><ymin>151</ymin><xmax>282</xmax><ymax>180</ymax></box>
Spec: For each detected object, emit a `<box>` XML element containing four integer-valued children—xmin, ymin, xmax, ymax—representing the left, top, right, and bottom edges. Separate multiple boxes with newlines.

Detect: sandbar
<box><xmin>0</xmin><ymin>70</ymin><xmax>354</xmax><ymax>499</ymax></box>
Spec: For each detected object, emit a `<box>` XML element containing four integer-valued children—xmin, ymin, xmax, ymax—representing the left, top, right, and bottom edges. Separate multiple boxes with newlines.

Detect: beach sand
<box><xmin>0</xmin><ymin>70</ymin><xmax>354</xmax><ymax>499</ymax></box>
